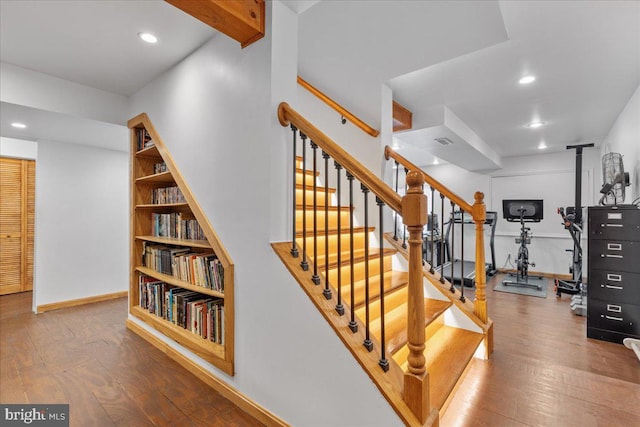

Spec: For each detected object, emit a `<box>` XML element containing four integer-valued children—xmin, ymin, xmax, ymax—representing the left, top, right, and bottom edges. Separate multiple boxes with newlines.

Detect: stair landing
<box><xmin>395</xmin><ymin>325</ymin><xmax>484</xmax><ymax>411</ymax></box>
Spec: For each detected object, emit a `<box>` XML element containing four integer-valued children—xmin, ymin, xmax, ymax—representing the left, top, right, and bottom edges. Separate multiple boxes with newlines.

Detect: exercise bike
<box><xmin>502</xmin><ymin>200</ymin><xmax>544</xmax><ymax>290</ymax></box>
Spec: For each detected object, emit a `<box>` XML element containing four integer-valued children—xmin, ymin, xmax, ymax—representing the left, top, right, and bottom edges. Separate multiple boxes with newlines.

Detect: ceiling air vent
<box><xmin>434</xmin><ymin>137</ymin><xmax>453</xmax><ymax>146</ymax></box>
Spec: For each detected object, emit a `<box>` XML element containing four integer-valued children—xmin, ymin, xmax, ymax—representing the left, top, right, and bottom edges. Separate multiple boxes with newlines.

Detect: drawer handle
<box><xmin>603</xmin><ymin>284</ymin><xmax>623</xmax><ymax>290</ymax></box>
<box><xmin>607</xmin><ymin>304</ymin><xmax>621</xmax><ymax>313</ymax></box>
<box><xmin>603</xmin><ymin>254</ymin><xmax>623</xmax><ymax>258</ymax></box>
<box><xmin>604</xmin><ymin>224</ymin><xmax>623</xmax><ymax>228</ymax></box>
<box><xmin>607</xmin><ymin>243</ymin><xmax>622</xmax><ymax>251</ymax></box>
<box><xmin>603</xmin><ymin>315</ymin><xmax>623</xmax><ymax>322</ymax></box>
<box><xmin>607</xmin><ymin>274</ymin><xmax>622</xmax><ymax>281</ymax></box>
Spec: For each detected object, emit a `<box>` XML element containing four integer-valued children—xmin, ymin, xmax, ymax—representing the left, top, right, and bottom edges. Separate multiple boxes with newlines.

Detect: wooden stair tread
<box><xmin>296</xmin><ymin>168</ymin><xmax>319</xmax><ymax>176</ymax></box>
<box><xmin>398</xmin><ymin>326</ymin><xmax>483</xmax><ymax>411</ymax></box>
<box><xmin>319</xmin><ymin>247</ymin><xmax>397</xmax><ymax>270</ymax></box>
<box><xmin>368</xmin><ymin>298</ymin><xmax>452</xmax><ymax>355</ymax></box>
<box><xmin>295</xmin><ymin>226</ymin><xmax>372</xmax><ymax>238</ymax></box>
<box><xmin>296</xmin><ymin>184</ymin><xmax>336</xmax><ymax>193</ymax></box>
<box><xmin>342</xmin><ymin>271</ymin><xmax>408</xmax><ymax>308</ymax></box>
<box><xmin>296</xmin><ymin>205</ymin><xmax>351</xmax><ymax>212</ymax></box>
<box><xmin>314</xmin><ymin>247</ymin><xmax>376</xmax><ymax>267</ymax></box>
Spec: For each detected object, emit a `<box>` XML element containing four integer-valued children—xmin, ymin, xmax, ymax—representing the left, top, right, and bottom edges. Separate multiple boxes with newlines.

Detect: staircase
<box><xmin>273</xmin><ymin>103</ymin><xmax>492</xmax><ymax>426</ymax></box>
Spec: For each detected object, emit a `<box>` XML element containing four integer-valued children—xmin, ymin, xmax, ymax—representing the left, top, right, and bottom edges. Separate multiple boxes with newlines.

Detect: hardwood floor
<box><xmin>441</xmin><ymin>275</ymin><xmax>640</xmax><ymax>427</ymax></box>
<box><xmin>0</xmin><ymin>292</ymin><xmax>263</xmax><ymax>427</ymax></box>
<box><xmin>2</xmin><ymin>279</ymin><xmax>639</xmax><ymax>427</ymax></box>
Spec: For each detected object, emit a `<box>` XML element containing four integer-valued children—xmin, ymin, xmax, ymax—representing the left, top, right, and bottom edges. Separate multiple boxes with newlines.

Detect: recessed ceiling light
<box><xmin>519</xmin><ymin>75</ymin><xmax>536</xmax><ymax>85</ymax></box>
<box><xmin>528</xmin><ymin>121</ymin><xmax>545</xmax><ymax>129</ymax></box>
<box><xmin>538</xmin><ymin>142</ymin><xmax>547</xmax><ymax>150</ymax></box>
<box><xmin>11</xmin><ymin>122</ymin><xmax>27</xmax><ymax>129</ymax></box>
<box><xmin>433</xmin><ymin>158</ymin><xmax>440</xmax><ymax>165</ymax></box>
<box><xmin>138</xmin><ymin>32</ymin><xmax>158</xmax><ymax>44</ymax></box>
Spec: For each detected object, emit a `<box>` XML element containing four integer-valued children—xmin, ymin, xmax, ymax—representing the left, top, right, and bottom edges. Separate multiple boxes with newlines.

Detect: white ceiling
<box><xmin>280</xmin><ymin>0</ymin><xmax>321</xmax><ymax>15</ymax></box>
<box><xmin>0</xmin><ymin>1</ymin><xmax>638</xmax><ymax>169</ymax></box>
<box><xmin>1</xmin><ymin>102</ymin><xmax>128</xmax><ymax>152</ymax></box>
<box><xmin>390</xmin><ymin>1</ymin><xmax>640</xmax><ymax>167</ymax></box>
<box><xmin>0</xmin><ymin>0</ymin><xmax>215</xmax><ymax>96</ymax></box>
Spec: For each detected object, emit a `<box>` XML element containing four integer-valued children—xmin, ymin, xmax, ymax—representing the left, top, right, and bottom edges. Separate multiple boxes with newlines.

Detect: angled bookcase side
<box><xmin>127</xmin><ymin>113</ymin><xmax>234</xmax><ymax>375</ymax></box>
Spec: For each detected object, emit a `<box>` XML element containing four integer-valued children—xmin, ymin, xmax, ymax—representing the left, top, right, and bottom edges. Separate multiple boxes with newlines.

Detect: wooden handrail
<box><xmin>384</xmin><ymin>145</ymin><xmax>473</xmax><ymax>215</ymax></box>
<box><xmin>279</xmin><ymin>102</ymin><xmax>400</xmax><ymax>212</ymax></box>
<box><xmin>297</xmin><ymin>76</ymin><xmax>380</xmax><ymax>138</ymax></box>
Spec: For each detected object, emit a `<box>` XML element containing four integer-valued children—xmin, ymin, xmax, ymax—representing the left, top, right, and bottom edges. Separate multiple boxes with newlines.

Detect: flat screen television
<box><xmin>502</xmin><ymin>199</ymin><xmax>544</xmax><ymax>222</ymax></box>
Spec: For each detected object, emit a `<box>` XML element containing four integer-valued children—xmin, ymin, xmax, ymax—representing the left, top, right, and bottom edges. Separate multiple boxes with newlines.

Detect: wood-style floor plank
<box><xmin>441</xmin><ymin>276</ymin><xmax>640</xmax><ymax>427</ymax></box>
<box><xmin>0</xmin><ymin>292</ymin><xmax>263</xmax><ymax>427</ymax></box>
<box><xmin>3</xmin><ymin>276</ymin><xmax>639</xmax><ymax>427</ymax></box>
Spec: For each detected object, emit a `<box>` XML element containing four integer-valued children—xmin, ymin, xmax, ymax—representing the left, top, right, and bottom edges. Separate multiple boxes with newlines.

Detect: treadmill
<box><xmin>440</xmin><ymin>210</ymin><xmax>498</xmax><ymax>287</ymax></box>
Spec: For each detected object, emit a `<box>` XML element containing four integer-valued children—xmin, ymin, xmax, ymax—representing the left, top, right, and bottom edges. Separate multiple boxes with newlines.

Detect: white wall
<box><xmin>34</xmin><ymin>140</ymin><xmax>128</xmax><ymax>309</ymax></box>
<box><xmin>128</xmin><ymin>3</ymin><xmax>401</xmax><ymax>426</ymax></box>
<box><xmin>601</xmin><ymin>85</ymin><xmax>640</xmax><ymax>204</ymax></box>
<box><xmin>0</xmin><ymin>137</ymin><xmax>37</xmax><ymax>160</ymax></box>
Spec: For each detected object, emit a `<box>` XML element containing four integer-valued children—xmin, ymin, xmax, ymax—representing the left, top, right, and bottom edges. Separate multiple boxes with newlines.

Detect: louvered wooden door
<box><xmin>0</xmin><ymin>158</ymin><xmax>35</xmax><ymax>295</ymax></box>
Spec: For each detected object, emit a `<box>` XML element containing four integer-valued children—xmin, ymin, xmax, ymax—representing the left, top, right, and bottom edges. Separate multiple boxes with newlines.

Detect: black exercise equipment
<box><xmin>502</xmin><ymin>199</ymin><xmax>544</xmax><ymax>290</ymax></box>
<box><xmin>422</xmin><ymin>214</ymin><xmax>445</xmax><ymax>267</ymax></box>
<box><xmin>555</xmin><ymin>206</ymin><xmax>584</xmax><ymax>296</ymax></box>
<box><xmin>440</xmin><ymin>210</ymin><xmax>498</xmax><ymax>287</ymax></box>
<box><xmin>555</xmin><ymin>143</ymin><xmax>593</xmax><ymax>313</ymax></box>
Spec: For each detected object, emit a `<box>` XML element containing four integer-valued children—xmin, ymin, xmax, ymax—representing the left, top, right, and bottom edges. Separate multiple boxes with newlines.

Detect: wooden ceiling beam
<box><xmin>393</xmin><ymin>101</ymin><xmax>413</xmax><ymax>132</ymax></box>
<box><xmin>166</xmin><ymin>0</ymin><xmax>265</xmax><ymax>48</ymax></box>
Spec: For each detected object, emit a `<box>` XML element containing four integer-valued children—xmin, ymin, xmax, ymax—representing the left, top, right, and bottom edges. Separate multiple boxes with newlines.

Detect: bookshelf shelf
<box><xmin>135</xmin><ymin>171</ymin><xmax>174</xmax><ymax>185</ymax></box>
<box><xmin>135</xmin><ymin>144</ymin><xmax>160</xmax><ymax>158</ymax></box>
<box><xmin>136</xmin><ymin>203</ymin><xmax>190</xmax><ymax>210</ymax></box>
<box><xmin>128</xmin><ymin>113</ymin><xmax>234</xmax><ymax>376</ymax></box>
<box><xmin>130</xmin><ymin>305</ymin><xmax>226</xmax><ymax>365</ymax></box>
<box><xmin>136</xmin><ymin>266</ymin><xmax>224</xmax><ymax>298</ymax></box>
<box><xmin>136</xmin><ymin>235</ymin><xmax>212</xmax><ymax>249</ymax></box>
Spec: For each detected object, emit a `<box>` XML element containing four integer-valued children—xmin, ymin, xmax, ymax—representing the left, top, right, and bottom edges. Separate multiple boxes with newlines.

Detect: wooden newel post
<box><xmin>401</xmin><ymin>171</ymin><xmax>430</xmax><ymax>423</ymax></box>
<box><xmin>472</xmin><ymin>192</ymin><xmax>488</xmax><ymax>323</ymax></box>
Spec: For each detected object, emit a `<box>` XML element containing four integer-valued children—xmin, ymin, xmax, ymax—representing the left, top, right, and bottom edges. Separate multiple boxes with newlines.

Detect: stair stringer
<box><xmin>272</xmin><ymin>242</ymin><xmax>437</xmax><ymax>427</ymax></box>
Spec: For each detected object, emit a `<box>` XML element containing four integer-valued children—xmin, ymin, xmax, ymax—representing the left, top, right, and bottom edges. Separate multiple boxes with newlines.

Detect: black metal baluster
<box><xmin>362</xmin><ymin>184</ymin><xmax>373</xmax><ymax>351</ymax></box>
<box><xmin>323</xmin><ymin>151</ymin><xmax>331</xmax><ymax>299</ymax></box>
<box><xmin>311</xmin><ymin>142</ymin><xmax>320</xmax><ymax>285</ymax></box>
<box><xmin>460</xmin><ymin>213</ymin><xmax>466</xmax><ymax>302</ymax></box>
<box><xmin>300</xmin><ymin>133</ymin><xmax>309</xmax><ymax>271</ymax></box>
<box><xmin>402</xmin><ymin>168</ymin><xmax>408</xmax><ymax>249</ymax></box>
<box><xmin>429</xmin><ymin>186</ymin><xmax>435</xmax><ymax>274</ymax></box>
<box><xmin>290</xmin><ymin>125</ymin><xmax>299</xmax><ymax>258</ymax></box>
<box><xmin>377</xmin><ymin>197</ymin><xmax>389</xmax><ymax>372</ymax></box>
<box><xmin>450</xmin><ymin>202</ymin><xmax>456</xmax><ymax>293</ymax></box>
<box><xmin>439</xmin><ymin>193</ymin><xmax>445</xmax><ymax>284</ymax></box>
<box><xmin>335</xmin><ymin>161</ymin><xmax>344</xmax><ymax>315</ymax></box>
<box><xmin>393</xmin><ymin>161</ymin><xmax>399</xmax><ymax>241</ymax></box>
<box><xmin>347</xmin><ymin>171</ymin><xmax>358</xmax><ymax>333</ymax></box>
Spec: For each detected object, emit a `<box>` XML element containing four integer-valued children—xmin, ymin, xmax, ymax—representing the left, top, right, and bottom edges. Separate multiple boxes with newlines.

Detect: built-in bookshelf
<box><xmin>127</xmin><ymin>113</ymin><xmax>234</xmax><ymax>375</ymax></box>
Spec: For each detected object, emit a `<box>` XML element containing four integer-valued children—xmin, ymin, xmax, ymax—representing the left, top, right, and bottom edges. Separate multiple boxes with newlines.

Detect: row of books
<box><xmin>151</xmin><ymin>212</ymin><xmax>206</xmax><ymax>241</ymax></box>
<box><xmin>152</xmin><ymin>186</ymin><xmax>186</xmax><ymax>204</ymax></box>
<box><xmin>154</xmin><ymin>162</ymin><xmax>167</xmax><ymax>174</ymax></box>
<box><xmin>143</xmin><ymin>243</ymin><xmax>224</xmax><ymax>292</ymax></box>
<box><xmin>136</xmin><ymin>128</ymin><xmax>154</xmax><ymax>151</ymax></box>
<box><xmin>139</xmin><ymin>275</ymin><xmax>224</xmax><ymax>344</ymax></box>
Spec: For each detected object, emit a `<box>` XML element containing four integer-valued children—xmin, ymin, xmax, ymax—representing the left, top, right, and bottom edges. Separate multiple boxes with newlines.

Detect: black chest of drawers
<box><xmin>587</xmin><ymin>205</ymin><xmax>640</xmax><ymax>344</ymax></box>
